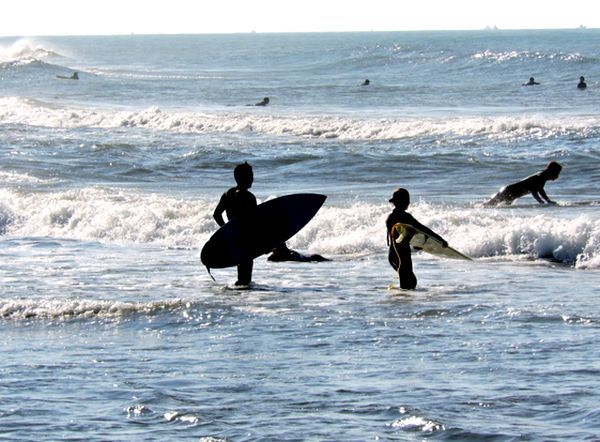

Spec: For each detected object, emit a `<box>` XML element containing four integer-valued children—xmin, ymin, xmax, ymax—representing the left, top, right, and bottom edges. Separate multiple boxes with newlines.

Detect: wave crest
<box><xmin>1</xmin><ymin>189</ymin><xmax>598</xmax><ymax>269</ymax></box>
<box><xmin>0</xmin><ymin>39</ymin><xmax>63</xmax><ymax>64</ymax></box>
<box><xmin>2</xmin><ymin>97</ymin><xmax>600</xmax><ymax>142</ymax></box>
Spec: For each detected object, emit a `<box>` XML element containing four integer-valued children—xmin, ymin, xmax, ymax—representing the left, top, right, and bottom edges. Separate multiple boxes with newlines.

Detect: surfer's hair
<box><xmin>545</xmin><ymin>161</ymin><xmax>562</xmax><ymax>174</ymax></box>
<box><xmin>234</xmin><ymin>162</ymin><xmax>253</xmax><ymax>186</ymax></box>
<box><xmin>389</xmin><ymin>187</ymin><xmax>410</xmax><ymax>205</ymax></box>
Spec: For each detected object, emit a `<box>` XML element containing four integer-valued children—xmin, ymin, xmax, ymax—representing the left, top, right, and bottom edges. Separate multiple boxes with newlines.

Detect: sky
<box><xmin>1</xmin><ymin>0</ymin><xmax>599</xmax><ymax>36</ymax></box>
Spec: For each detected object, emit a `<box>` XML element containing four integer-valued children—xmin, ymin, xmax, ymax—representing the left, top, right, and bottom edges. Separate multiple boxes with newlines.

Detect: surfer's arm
<box><xmin>536</xmin><ymin>188</ymin><xmax>556</xmax><ymax>204</ymax></box>
<box><xmin>425</xmin><ymin>229</ymin><xmax>449</xmax><ymax>248</ymax></box>
<box><xmin>213</xmin><ymin>195</ymin><xmax>227</xmax><ymax>226</ymax></box>
<box><xmin>530</xmin><ymin>181</ymin><xmax>552</xmax><ymax>204</ymax></box>
<box><xmin>527</xmin><ymin>174</ymin><xmax>552</xmax><ymax>204</ymax></box>
<box><xmin>407</xmin><ymin>216</ymin><xmax>448</xmax><ymax>248</ymax></box>
<box><xmin>530</xmin><ymin>190</ymin><xmax>545</xmax><ymax>204</ymax></box>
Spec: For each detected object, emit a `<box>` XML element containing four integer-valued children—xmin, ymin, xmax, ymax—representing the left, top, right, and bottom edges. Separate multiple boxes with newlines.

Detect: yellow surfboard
<box><xmin>392</xmin><ymin>223</ymin><xmax>472</xmax><ymax>261</ymax></box>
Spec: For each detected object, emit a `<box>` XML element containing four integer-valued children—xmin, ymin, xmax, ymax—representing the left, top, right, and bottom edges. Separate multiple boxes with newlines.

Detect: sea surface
<box><xmin>0</xmin><ymin>30</ymin><xmax>599</xmax><ymax>440</ymax></box>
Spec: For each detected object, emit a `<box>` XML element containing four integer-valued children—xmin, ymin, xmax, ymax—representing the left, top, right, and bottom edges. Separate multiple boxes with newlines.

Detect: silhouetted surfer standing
<box><xmin>213</xmin><ymin>162</ymin><xmax>257</xmax><ymax>286</ymax></box>
<box><xmin>386</xmin><ymin>188</ymin><xmax>448</xmax><ymax>290</ymax></box>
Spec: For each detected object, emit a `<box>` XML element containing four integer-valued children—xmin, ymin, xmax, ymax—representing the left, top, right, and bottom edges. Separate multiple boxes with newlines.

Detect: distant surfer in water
<box><xmin>213</xmin><ymin>162</ymin><xmax>257</xmax><ymax>286</ymax></box>
<box><xmin>577</xmin><ymin>76</ymin><xmax>587</xmax><ymax>89</ymax></box>
<box><xmin>386</xmin><ymin>188</ymin><xmax>448</xmax><ymax>290</ymax></box>
<box><xmin>255</xmin><ymin>97</ymin><xmax>270</xmax><ymax>106</ymax></box>
<box><xmin>268</xmin><ymin>242</ymin><xmax>329</xmax><ymax>262</ymax></box>
<box><xmin>362</xmin><ymin>79</ymin><xmax>370</xmax><ymax>86</ymax></box>
<box><xmin>523</xmin><ymin>77</ymin><xmax>539</xmax><ymax>86</ymax></box>
<box><xmin>483</xmin><ymin>161</ymin><xmax>562</xmax><ymax>207</ymax></box>
<box><xmin>57</xmin><ymin>72</ymin><xmax>79</xmax><ymax>80</ymax></box>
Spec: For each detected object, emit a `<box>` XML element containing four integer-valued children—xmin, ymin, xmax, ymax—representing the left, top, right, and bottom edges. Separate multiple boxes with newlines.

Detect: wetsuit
<box><xmin>386</xmin><ymin>209</ymin><xmax>446</xmax><ymax>290</ymax></box>
<box><xmin>214</xmin><ymin>186</ymin><xmax>257</xmax><ymax>285</ymax></box>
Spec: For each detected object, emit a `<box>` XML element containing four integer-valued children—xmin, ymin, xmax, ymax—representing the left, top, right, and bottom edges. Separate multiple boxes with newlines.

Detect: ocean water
<box><xmin>0</xmin><ymin>30</ymin><xmax>599</xmax><ymax>440</ymax></box>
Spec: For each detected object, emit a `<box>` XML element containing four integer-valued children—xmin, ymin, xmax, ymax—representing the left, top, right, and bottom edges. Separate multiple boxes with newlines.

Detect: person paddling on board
<box><xmin>56</xmin><ymin>71</ymin><xmax>79</xmax><ymax>80</ymax></box>
<box><xmin>268</xmin><ymin>242</ymin><xmax>330</xmax><ymax>262</ymax></box>
<box><xmin>386</xmin><ymin>188</ymin><xmax>448</xmax><ymax>290</ymax></box>
<box><xmin>213</xmin><ymin>162</ymin><xmax>257</xmax><ymax>286</ymax></box>
<box><xmin>483</xmin><ymin>161</ymin><xmax>562</xmax><ymax>207</ymax></box>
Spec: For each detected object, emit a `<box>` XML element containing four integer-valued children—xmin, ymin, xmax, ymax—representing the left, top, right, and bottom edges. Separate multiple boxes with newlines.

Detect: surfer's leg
<box><xmin>399</xmin><ymin>270</ymin><xmax>417</xmax><ymax>289</ymax></box>
<box><xmin>236</xmin><ymin>260</ymin><xmax>253</xmax><ymax>286</ymax></box>
<box><xmin>483</xmin><ymin>191</ymin><xmax>502</xmax><ymax>207</ymax></box>
<box><xmin>389</xmin><ymin>246</ymin><xmax>417</xmax><ymax>289</ymax></box>
<box><xmin>398</xmin><ymin>252</ymin><xmax>417</xmax><ymax>289</ymax></box>
<box><xmin>484</xmin><ymin>186</ymin><xmax>513</xmax><ymax>207</ymax></box>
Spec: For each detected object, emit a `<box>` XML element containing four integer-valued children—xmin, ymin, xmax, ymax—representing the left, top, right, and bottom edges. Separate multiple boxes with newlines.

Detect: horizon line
<box><xmin>1</xmin><ymin>26</ymin><xmax>597</xmax><ymax>39</ymax></box>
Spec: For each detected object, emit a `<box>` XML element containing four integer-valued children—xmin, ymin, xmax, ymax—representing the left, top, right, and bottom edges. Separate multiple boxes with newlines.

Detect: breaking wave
<box><xmin>0</xmin><ymin>187</ymin><xmax>598</xmax><ymax>269</ymax></box>
<box><xmin>2</xmin><ymin>96</ymin><xmax>600</xmax><ymax>142</ymax></box>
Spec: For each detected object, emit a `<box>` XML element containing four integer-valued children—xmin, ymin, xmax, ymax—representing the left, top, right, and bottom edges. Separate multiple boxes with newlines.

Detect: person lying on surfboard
<box><xmin>386</xmin><ymin>188</ymin><xmax>448</xmax><ymax>290</ymax></box>
<box><xmin>267</xmin><ymin>242</ymin><xmax>330</xmax><ymax>262</ymax></box>
<box><xmin>56</xmin><ymin>71</ymin><xmax>79</xmax><ymax>80</ymax></box>
<box><xmin>483</xmin><ymin>161</ymin><xmax>562</xmax><ymax>207</ymax></box>
<box><xmin>213</xmin><ymin>162</ymin><xmax>257</xmax><ymax>286</ymax></box>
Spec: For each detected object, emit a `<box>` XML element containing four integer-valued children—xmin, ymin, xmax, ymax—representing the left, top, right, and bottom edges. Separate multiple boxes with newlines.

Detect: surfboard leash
<box><xmin>390</xmin><ymin>225</ymin><xmax>403</xmax><ymax>281</ymax></box>
<box><xmin>205</xmin><ymin>266</ymin><xmax>217</xmax><ymax>282</ymax></box>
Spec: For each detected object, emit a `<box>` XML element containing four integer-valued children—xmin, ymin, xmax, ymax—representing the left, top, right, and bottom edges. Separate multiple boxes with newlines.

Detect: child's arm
<box><xmin>531</xmin><ymin>175</ymin><xmax>556</xmax><ymax>204</ymax></box>
<box><xmin>536</xmin><ymin>187</ymin><xmax>556</xmax><ymax>204</ymax></box>
<box><xmin>213</xmin><ymin>195</ymin><xmax>227</xmax><ymax>226</ymax></box>
<box><xmin>530</xmin><ymin>189</ymin><xmax>546</xmax><ymax>204</ymax></box>
<box><xmin>407</xmin><ymin>215</ymin><xmax>448</xmax><ymax>247</ymax></box>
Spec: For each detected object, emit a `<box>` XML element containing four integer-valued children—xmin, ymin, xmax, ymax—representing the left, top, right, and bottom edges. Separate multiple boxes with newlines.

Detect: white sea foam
<box><xmin>0</xmin><ymin>171</ymin><xmax>54</xmax><ymax>184</ymax></box>
<box><xmin>0</xmin><ymin>187</ymin><xmax>215</xmax><ymax>248</ymax></box>
<box><xmin>391</xmin><ymin>415</ymin><xmax>445</xmax><ymax>432</ymax></box>
<box><xmin>1</xmin><ymin>96</ymin><xmax>599</xmax><ymax>142</ymax></box>
<box><xmin>0</xmin><ymin>298</ymin><xmax>187</xmax><ymax>320</ymax></box>
<box><xmin>1</xmin><ymin>188</ymin><xmax>597</xmax><ymax>269</ymax></box>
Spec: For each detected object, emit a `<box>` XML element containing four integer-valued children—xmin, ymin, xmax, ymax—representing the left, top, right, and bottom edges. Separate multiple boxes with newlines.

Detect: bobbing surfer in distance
<box><xmin>255</xmin><ymin>97</ymin><xmax>270</xmax><ymax>106</ymax></box>
<box><xmin>483</xmin><ymin>161</ymin><xmax>562</xmax><ymax>207</ymax></box>
<box><xmin>213</xmin><ymin>162</ymin><xmax>257</xmax><ymax>286</ymax></box>
<box><xmin>523</xmin><ymin>77</ymin><xmax>540</xmax><ymax>86</ymax></box>
<box><xmin>386</xmin><ymin>188</ymin><xmax>448</xmax><ymax>290</ymax></box>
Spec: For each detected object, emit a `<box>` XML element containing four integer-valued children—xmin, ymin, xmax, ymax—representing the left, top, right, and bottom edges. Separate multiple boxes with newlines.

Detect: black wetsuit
<box><xmin>386</xmin><ymin>209</ymin><xmax>446</xmax><ymax>290</ymax></box>
<box><xmin>214</xmin><ymin>186</ymin><xmax>257</xmax><ymax>284</ymax></box>
<box><xmin>484</xmin><ymin>172</ymin><xmax>553</xmax><ymax>206</ymax></box>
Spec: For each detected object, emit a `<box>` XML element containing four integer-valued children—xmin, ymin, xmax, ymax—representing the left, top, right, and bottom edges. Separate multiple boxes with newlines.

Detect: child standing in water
<box><xmin>213</xmin><ymin>162</ymin><xmax>257</xmax><ymax>286</ymax></box>
<box><xmin>386</xmin><ymin>188</ymin><xmax>448</xmax><ymax>290</ymax></box>
<box><xmin>483</xmin><ymin>161</ymin><xmax>562</xmax><ymax>207</ymax></box>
